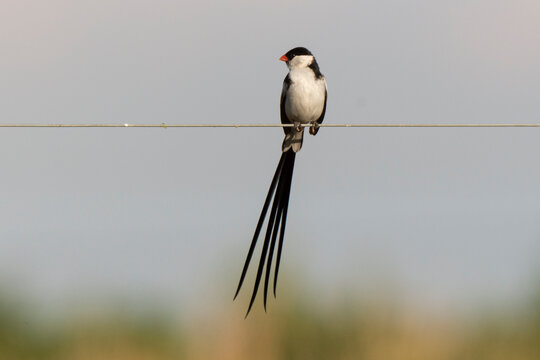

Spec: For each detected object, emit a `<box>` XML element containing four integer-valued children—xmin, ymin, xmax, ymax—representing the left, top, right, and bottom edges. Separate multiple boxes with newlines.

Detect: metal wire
<box><xmin>1</xmin><ymin>123</ymin><xmax>540</xmax><ymax>128</ymax></box>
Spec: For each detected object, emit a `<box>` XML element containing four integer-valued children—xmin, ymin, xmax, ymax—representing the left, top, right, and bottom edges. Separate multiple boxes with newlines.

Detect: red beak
<box><xmin>279</xmin><ymin>55</ymin><xmax>288</xmax><ymax>62</ymax></box>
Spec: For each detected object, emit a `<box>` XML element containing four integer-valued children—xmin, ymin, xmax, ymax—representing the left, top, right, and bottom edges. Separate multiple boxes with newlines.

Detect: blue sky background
<box><xmin>1</xmin><ymin>0</ymin><xmax>540</xmax><ymax>317</ymax></box>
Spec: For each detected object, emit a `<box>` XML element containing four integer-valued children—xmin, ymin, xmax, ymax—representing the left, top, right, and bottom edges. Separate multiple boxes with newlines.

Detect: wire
<box><xmin>1</xmin><ymin>123</ymin><xmax>540</xmax><ymax>128</ymax></box>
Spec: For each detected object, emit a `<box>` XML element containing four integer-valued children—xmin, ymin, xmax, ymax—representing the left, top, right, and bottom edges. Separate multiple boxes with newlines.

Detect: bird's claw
<box><xmin>309</xmin><ymin>122</ymin><xmax>320</xmax><ymax>135</ymax></box>
<box><xmin>294</xmin><ymin>122</ymin><xmax>302</xmax><ymax>132</ymax></box>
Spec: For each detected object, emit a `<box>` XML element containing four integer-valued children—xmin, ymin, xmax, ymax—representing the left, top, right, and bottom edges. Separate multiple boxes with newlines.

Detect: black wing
<box><xmin>310</xmin><ymin>86</ymin><xmax>327</xmax><ymax>136</ymax></box>
<box><xmin>280</xmin><ymin>74</ymin><xmax>292</xmax><ymax>135</ymax></box>
<box><xmin>316</xmin><ymin>87</ymin><xmax>327</xmax><ymax>125</ymax></box>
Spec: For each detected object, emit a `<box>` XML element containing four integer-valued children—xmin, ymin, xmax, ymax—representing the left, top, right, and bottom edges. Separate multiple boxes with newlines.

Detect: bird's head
<box><xmin>280</xmin><ymin>47</ymin><xmax>314</xmax><ymax>70</ymax></box>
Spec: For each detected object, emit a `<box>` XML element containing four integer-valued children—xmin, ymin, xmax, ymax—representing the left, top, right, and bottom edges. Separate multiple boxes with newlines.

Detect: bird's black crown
<box><xmin>284</xmin><ymin>47</ymin><xmax>313</xmax><ymax>60</ymax></box>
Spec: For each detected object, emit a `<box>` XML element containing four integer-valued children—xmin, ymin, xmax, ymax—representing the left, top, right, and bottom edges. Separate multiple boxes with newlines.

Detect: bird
<box><xmin>234</xmin><ymin>47</ymin><xmax>327</xmax><ymax>316</ymax></box>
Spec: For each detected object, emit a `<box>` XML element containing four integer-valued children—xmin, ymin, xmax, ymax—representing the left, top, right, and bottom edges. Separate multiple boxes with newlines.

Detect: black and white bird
<box><xmin>234</xmin><ymin>47</ymin><xmax>327</xmax><ymax>316</ymax></box>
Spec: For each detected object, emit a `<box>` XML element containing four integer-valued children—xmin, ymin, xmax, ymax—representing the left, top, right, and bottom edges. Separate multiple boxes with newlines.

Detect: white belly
<box><xmin>285</xmin><ymin>69</ymin><xmax>326</xmax><ymax>124</ymax></box>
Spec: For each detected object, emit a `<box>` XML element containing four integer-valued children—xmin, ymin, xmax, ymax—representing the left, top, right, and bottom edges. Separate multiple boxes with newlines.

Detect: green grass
<box><xmin>1</xmin><ymin>288</ymin><xmax>540</xmax><ymax>360</ymax></box>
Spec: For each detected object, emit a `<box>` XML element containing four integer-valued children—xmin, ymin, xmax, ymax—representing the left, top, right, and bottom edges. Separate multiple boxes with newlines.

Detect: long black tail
<box><xmin>234</xmin><ymin>149</ymin><xmax>296</xmax><ymax>316</ymax></box>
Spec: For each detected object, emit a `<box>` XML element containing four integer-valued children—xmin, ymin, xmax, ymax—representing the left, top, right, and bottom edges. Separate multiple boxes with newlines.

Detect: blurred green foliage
<box><xmin>1</xmin><ymin>288</ymin><xmax>540</xmax><ymax>360</ymax></box>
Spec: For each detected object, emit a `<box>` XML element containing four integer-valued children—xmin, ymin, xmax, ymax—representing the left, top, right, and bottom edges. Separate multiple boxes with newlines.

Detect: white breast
<box><xmin>285</xmin><ymin>68</ymin><xmax>326</xmax><ymax>124</ymax></box>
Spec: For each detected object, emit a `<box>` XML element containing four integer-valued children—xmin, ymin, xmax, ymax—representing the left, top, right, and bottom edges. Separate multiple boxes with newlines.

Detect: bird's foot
<box><xmin>293</xmin><ymin>122</ymin><xmax>302</xmax><ymax>132</ymax></box>
<box><xmin>309</xmin><ymin>122</ymin><xmax>320</xmax><ymax>135</ymax></box>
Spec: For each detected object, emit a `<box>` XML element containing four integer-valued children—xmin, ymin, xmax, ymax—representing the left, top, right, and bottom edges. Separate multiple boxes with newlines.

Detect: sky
<box><xmin>1</xmin><ymin>0</ymin><xmax>540</xmax><ymax>317</ymax></box>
